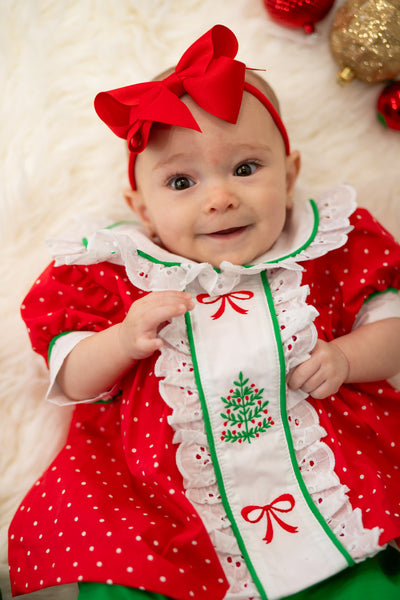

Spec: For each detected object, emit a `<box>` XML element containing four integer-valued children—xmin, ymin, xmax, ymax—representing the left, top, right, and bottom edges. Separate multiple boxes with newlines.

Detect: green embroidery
<box><xmin>220</xmin><ymin>372</ymin><xmax>274</xmax><ymax>444</ymax></box>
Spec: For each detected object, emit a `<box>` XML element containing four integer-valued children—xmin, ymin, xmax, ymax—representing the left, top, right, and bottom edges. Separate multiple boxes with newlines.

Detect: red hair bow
<box><xmin>94</xmin><ymin>25</ymin><xmax>246</xmax><ymax>157</ymax></box>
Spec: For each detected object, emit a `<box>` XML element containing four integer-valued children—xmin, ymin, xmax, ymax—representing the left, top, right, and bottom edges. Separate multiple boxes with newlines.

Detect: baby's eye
<box><xmin>234</xmin><ymin>162</ymin><xmax>258</xmax><ymax>177</ymax></box>
<box><xmin>168</xmin><ymin>176</ymin><xmax>195</xmax><ymax>191</ymax></box>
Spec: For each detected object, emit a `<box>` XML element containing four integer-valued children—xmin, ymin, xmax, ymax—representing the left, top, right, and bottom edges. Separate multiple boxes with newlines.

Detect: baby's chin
<box><xmin>155</xmin><ymin>234</ymin><xmax>272</xmax><ymax>268</ymax></box>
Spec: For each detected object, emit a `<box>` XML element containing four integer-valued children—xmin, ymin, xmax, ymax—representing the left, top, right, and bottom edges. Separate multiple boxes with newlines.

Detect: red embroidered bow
<box><xmin>94</xmin><ymin>25</ymin><xmax>246</xmax><ymax>155</ymax></box>
<box><xmin>197</xmin><ymin>291</ymin><xmax>254</xmax><ymax>320</ymax></box>
<box><xmin>241</xmin><ymin>494</ymin><xmax>298</xmax><ymax>544</ymax></box>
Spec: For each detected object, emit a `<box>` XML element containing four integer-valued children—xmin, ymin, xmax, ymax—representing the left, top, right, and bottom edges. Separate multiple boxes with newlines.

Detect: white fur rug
<box><xmin>1</xmin><ymin>1</ymin><xmax>399</xmax><ymax>599</ymax></box>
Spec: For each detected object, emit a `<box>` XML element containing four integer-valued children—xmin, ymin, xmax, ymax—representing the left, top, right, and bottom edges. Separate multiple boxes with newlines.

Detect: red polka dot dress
<box><xmin>8</xmin><ymin>186</ymin><xmax>400</xmax><ymax>599</ymax></box>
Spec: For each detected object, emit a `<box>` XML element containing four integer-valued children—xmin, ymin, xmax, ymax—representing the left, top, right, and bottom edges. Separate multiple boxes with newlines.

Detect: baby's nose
<box><xmin>204</xmin><ymin>184</ymin><xmax>239</xmax><ymax>213</ymax></box>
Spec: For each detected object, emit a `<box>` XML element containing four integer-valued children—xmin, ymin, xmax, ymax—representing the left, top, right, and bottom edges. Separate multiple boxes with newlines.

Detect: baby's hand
<box><xmin>287</xmin><ymin>339</ymin><xmax>350</xmax><ymax>400</ymax></box>
<box><xmin>117</xmin><ymin>291</ymin><xmax>194</xmax><ymax>361</ymax></box>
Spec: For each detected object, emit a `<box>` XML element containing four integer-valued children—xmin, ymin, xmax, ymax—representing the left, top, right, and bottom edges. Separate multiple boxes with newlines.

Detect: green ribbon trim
<box><xmin>364</xmin><ymin>288</ymin><xmax>398</xmax><ymax>303</ymax></box>
<box><xmin>48</xmin><ymin>331</ymin><xmax>74</xmax><ymax>363</ymax></box>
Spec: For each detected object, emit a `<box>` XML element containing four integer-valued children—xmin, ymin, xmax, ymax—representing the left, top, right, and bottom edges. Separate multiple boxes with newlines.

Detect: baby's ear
<box><xmin>123</xmin><ymin>189</ymin><xmax>155</xmax><ymax>237</ymax></box>
<box><xmin>123</xmin><ymin>188</ymin><xmax>137</xmax><ymax>212</ymax></box>
<box><xmin>285</xmin><ymin>150</ymin><xmax>301</xmax><ymax>209</ymax></box>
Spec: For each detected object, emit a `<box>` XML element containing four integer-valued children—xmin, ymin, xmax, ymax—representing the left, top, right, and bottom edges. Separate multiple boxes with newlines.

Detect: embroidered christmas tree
<box><xmin>220</xmin><ymin>372</ymin><xmax>274</xmax><ymax>444</ymax></box>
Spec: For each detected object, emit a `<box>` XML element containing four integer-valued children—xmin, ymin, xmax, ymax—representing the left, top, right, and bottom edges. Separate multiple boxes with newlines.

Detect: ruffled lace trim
<box><xmin>46</xmin><ymin>185</ymin><xmax>357</xmax><ymax>297</ymax></box>
<box><xmin>155</xmin><ymin>267</ymin><xmax>381</xmax><ymax>599</ymax></box>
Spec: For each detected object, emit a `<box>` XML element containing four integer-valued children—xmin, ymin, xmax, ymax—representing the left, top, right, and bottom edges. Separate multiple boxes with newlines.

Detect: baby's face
<box><xmin>127</xmin><ymin>91</ymin><xmax>300</xmax><ymax>267</ymax></box>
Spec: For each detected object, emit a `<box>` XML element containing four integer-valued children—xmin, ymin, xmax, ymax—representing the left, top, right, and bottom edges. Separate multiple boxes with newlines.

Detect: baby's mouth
<box><xmin>207</xmin><ymin>225</ymin><xmax>248</xmax><ymax>238</ymax></box>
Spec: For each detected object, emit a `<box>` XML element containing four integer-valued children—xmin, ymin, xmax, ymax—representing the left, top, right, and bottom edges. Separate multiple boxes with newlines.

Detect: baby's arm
<box><xmin>287</xmin><ymin>318</ymin><xmax>400</xmax><ymax>399</ymax></box>
<box><xmin>57</xmin><ymin>291</ymin><xmax>194</xmax><ymax>401</ymax></box>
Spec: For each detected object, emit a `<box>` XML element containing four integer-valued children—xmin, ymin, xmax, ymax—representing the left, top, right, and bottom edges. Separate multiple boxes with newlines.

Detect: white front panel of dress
<box><xmin>185</xmin><ymin>274</ymin><xmax>349</xmax><ymax>600</ymax></box>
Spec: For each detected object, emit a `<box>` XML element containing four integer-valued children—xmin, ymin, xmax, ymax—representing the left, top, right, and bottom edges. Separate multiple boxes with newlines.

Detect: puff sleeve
<box><xmin>21</xmin><ymin>260</ymin><xmax>143</xmax><ymax>403</ymax></box>
<box><xmin>304</xmin><ymin>207</ymin><xmax>400</xmax><ymax>337</ymax></box>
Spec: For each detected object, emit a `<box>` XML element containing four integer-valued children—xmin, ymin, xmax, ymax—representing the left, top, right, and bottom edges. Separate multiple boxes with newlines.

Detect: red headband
<box><xmin>94</xmin><ymin>24</ymin><xmax>290</xmax><ymax>189</ymax></box>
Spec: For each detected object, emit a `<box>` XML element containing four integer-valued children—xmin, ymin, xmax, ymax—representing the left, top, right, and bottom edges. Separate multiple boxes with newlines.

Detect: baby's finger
<box><xmin>140</xmin><ymin>300</ymin><xmax>190</xmax><ymax>333</ymax></box>
<box><xmin>297</xmin><ymin>371</ymin><xmax>326</xmax><ymax>395</ymax></box>
<box><xmin>136</xmin><ymin>335</ymin><xmax>164</xmax><ymax>356</ymax></box>
<box><xmin>148</xmin><ymin>290</ymin><xmax>194</xmax><ymax>310</ymax></box>
<box><xmin>308</xmin><ymin>381</ymin><xmax>335</xmax><ymax>400</ymax></box>
<box><xmin>287</xmin><ymin>357</ymin><xmax>319</xmax><ymax>391</ymax></box>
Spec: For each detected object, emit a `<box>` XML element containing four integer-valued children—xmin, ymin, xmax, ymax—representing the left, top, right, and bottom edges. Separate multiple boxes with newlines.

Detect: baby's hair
<box><xmin>152</xmin><ymin>67</ymin><xmax>282</xmax><ymax>115</ymax></box>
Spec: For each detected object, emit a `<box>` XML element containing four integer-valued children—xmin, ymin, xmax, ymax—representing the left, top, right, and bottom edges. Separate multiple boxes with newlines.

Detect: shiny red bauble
<box><xmin>264</xmin><ymin>0</ymin><xmax>335</xmax><ymax>34</ymax></box>
<box><xmin>377</xmin><ymin>81</ymin><xmax>400</xmax><ymax>131</ymax></box>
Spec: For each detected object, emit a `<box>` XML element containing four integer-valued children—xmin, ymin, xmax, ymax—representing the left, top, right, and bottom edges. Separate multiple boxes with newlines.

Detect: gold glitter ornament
<box><xmin>329</xmin><ymin>0</ymin><xmax>400</xmax><ymax>84</ymax></box>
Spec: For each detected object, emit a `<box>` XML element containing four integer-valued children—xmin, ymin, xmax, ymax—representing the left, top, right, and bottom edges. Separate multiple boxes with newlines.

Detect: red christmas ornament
<box><xmin>377</xmin><ymin>81</ymin><xmax>400</xmax><ymax>131</ymax></box>
<box><xmin>264</xmin><ymin>0</ymin><xmax>335</xmax><ymax>34</ymax></box>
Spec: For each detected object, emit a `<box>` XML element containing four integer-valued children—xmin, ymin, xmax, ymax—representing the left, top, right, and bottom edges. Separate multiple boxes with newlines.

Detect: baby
<box><xmin>9</xmin><ymin>24</ymin><xmax>400</xmax><ymax>600</ymax></box>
